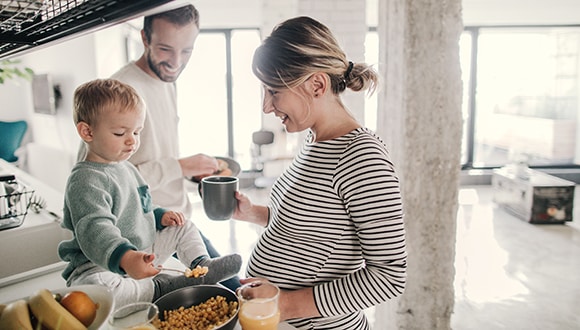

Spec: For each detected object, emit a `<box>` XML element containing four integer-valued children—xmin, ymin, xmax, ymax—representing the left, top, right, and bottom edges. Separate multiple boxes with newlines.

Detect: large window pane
<box><xmin>365</xmin><ymin>31</ymin><xmax>378</xmax><ymax>131</ymax></box>
<box><xmin>460</xmin><ymin>32</ymin><xmax>472</xmax><ymax>165</ymax></box>
<box><xmin>231</xmin><ymin>30</ymin><xmax>262</xmax><ymax>169</ymax></box>
<box><xmin>176</xmin><ymin>29</ymin><xmax>261</xmax><ymax>169</ymax></box>
<box><xmin>177</xmin><ymin>33</ymin><xmax>228</xmax><ymax>157</ymax></box>
<box><xmin>473</xmin><ymin>28</ymin><xmax>580</xmax><ymax>167</ymax></box>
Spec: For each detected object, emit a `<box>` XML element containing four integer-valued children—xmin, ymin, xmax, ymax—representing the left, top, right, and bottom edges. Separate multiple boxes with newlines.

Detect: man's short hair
<box><xmin>143</xmin><ymin>4</ymin><xmax>199</xmax><ymax>42</ymax></box>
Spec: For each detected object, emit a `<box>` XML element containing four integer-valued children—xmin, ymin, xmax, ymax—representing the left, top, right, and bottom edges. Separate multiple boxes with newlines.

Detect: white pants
<box><xmin>67</xmin><ymin>220</ymin><xmax>207</xmax><ymax>307</ymax></box>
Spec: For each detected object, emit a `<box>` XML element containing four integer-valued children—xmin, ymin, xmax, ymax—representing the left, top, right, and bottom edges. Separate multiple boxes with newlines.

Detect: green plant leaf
<box><xmin>0</xmin><ymin>60</ymin><xmax>33</xmax><ymax>84</ymax></box>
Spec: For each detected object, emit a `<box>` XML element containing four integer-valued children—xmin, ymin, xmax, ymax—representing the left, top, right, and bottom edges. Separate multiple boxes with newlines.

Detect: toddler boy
<box><xmin>58</xmin><ymin>79</ymin><xmax>241</xmax><ymax>307</ymax></box>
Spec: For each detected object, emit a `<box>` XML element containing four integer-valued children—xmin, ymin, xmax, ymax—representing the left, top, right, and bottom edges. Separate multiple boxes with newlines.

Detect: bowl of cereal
<box><xmin>153</xmin><ymin>285</ymin><xmax>239</xmax><ymax>330</ymax></box>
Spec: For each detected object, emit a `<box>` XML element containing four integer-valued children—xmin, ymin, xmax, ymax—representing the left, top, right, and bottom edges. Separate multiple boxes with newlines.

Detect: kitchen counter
<box><xmin>0</xmin><ymin>271</ymin><xmax>297</xmax><ymax>330</ymax></box>
<box><xmin>1</xmin><ymin>272</ymin><xmax>296</xmax><ymax>330</ymax></box>
<box><xmin>0</xmin><ymin>159</ymin><xmax>70</xmax><ymax>288</ymax></box>
<box><xmin>0</xmin><ymin>159</ymin><xmax>69</xmax><ymax>311</ymax></box>
<box><xmin>0</xmin><ymin>159</ymin><xmax>297</xmax><ymax>329</ymax></box>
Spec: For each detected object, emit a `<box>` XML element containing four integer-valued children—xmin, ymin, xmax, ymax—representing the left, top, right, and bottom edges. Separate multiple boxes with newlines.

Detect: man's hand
<box><xmin>161</xmin><ymin>210</ymin><xmax>185</xmax><ymax>227</ymax></box>
<box><xmin>178</xmin><ymin>153</ymin><xmax>218</xmax><ymax>178</ymax></box>
<box><xmin>120</xmin><ymin>250</ymin><xmax>160</xmax><ymax>279</ymax></box>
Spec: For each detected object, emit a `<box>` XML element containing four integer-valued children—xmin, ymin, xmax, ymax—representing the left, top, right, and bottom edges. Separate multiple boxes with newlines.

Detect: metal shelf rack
<box><xmin>0</xmin><ymin>0</ymin><xmax>178</xmax><ymax>59</ymax></box>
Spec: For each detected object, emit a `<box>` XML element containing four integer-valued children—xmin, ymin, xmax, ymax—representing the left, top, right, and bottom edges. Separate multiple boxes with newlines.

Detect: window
<box><xmin>363</xmin><ymin>25</ymin><xmax>580</xmax><ymax>170</ymax></box>
<box><xmin>176</xmin><ymin>29</ymin><xmax>262</xmax><ymax>169</ymax></box>
<box><xmin>461</xmin><ymin>26</ymin><xmax>580</xmax><ymax>169</ymax></box>
<box><xmin>365</xmin><ymin>30</ymin><xmax>379</xmax><ymax>131</ymax></box>
<box><xmin>460</xmin><ymin>32</ymin><xmax>473</xmax><ymax>165</ymax></box>
<box><xmin>180</xmin><ymin>27</ymin><xmax>379</xmax><ymax>169</ymax></box>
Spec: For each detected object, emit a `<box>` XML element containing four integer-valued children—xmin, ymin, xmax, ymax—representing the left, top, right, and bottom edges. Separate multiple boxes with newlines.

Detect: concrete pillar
<box><xmin>375</xmin><ymin>0</ymin><xmax>463</xmax><ymax>329</ymax></box>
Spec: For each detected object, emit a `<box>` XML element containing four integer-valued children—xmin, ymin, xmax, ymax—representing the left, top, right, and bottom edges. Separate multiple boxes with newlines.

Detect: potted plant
<box><xmin>0</xmin><ymin>59</ymin><xmax>34</xmax><ymax>84</ymax></box>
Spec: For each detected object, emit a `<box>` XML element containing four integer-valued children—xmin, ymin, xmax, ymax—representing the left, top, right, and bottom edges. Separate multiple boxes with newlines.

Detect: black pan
<box><xmin>154</xmin><ymin>285</ymin><xmax>239</xmax><ymax>330</ymax></box>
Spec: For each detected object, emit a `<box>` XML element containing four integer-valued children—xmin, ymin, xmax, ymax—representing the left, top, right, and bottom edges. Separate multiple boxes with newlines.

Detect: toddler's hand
<box><xmin>162</xmin><ymin>210</ymin><xmax>185</xmax><ymax>227</ymax></box>
<box><xmin>121</xmin><ymin>250</ymin><xmax>160</xmax><ymax>279</ymax></box>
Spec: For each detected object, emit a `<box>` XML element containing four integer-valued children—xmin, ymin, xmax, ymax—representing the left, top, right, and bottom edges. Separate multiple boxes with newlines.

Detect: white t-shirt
<box><xmin>111</xmin><ymin>62</ymin><xmax>192</xmax><ymax>217</ymax></box>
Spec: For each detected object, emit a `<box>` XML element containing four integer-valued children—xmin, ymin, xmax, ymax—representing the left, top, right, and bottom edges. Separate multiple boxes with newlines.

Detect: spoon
<box><xmin>157</xmin><ymin>265</ymin><xmax>208</xmax><ymax>278</ymax></box>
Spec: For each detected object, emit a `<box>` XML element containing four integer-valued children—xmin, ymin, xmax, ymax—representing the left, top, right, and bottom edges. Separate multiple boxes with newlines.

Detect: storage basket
<box><xmin>0</xmin><ymin>174</ymin><xmax>34</xmax><ymax>230</ymax></box>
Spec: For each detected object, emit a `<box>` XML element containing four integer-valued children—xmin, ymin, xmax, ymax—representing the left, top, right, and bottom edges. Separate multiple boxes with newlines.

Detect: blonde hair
<box><xmin>252</xmin><ymin>16</ymin><xmax>378</xmax><ymax>95</ymax></box>
<box><xmin>73</xmin><ymin>79</ymin><xmax>144</xmax><ymax>125</ymax></box>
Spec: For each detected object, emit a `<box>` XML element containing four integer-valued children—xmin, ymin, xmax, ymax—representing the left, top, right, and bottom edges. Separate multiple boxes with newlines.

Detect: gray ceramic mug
<box><xmin>201</xmin><ymin>176</ymin><xmax>239</xmax><ymax>220</ymax></box>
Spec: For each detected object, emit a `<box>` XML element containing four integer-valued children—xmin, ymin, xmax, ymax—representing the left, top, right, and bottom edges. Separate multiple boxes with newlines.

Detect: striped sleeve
<box><xmin>314</xmin><ymin>133</ymin><xmax>407</xmax><ymax>316</ymax></box>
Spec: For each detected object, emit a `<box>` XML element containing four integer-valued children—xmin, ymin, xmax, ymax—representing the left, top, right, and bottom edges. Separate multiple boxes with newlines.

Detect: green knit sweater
<box><xmin>58</xmin><ymin>161</ymin><xmax>166</xmax><ymax>280</ymax></box>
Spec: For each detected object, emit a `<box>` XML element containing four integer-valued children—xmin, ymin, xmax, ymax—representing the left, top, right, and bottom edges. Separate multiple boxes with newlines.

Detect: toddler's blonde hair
<box><xmin>73</xmin><ymin>78</ymin><xmax>144</xmax><ymax>125</ymax></box>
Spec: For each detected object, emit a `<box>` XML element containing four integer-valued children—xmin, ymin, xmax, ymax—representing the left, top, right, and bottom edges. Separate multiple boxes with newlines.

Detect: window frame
<box><xmin>461</xmin><ymin>24</ymin><xmax>580</xmax><ymax>171</ymax></box>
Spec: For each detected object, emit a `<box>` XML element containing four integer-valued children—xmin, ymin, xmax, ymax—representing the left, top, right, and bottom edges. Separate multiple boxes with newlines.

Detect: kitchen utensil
<box><xmin>109</xmin><ymin>302</ymin><xmax>158</xmax><ymax>330</ymax></box>
<box><xmin>156</xmin><ymin>266</ymin><xmax>207</xmax><ymax>277</ymax></box>
<box><xmin>200</xmin><ymin>176</ymin><xmax>239</xmax><ymax>220</ymax></box>
<box><xmin>0</xmin><ymin>175</ymin><xmax>34</xmax><ymax>231</ymax></box>
<box><xmin>154</xmin><ymin>285</ymin><xmax>239</xmax><ymax>330</ymax></box>
<box><xmin>28</xmin><ymin>193</ymin><xmax>47</xmax><ymax>213</ymax></box>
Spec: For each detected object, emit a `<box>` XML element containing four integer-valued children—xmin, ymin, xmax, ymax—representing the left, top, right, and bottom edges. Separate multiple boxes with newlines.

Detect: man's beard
<box><xmin>147</xmin><ymin>53</ymin><xmax>182</xmax><ymax>82</ymax></box>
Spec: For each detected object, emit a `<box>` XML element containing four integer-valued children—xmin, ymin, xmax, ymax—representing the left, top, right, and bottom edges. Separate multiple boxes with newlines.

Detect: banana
<box><xmin>28</xmin><ymin>288</ymin><xmax>87</xmax><ymax>330</ymax></box>
<box><xmin>0</xmin><ymin>299</ymin><xmax>33</xmax><ymax>330</ymax></box>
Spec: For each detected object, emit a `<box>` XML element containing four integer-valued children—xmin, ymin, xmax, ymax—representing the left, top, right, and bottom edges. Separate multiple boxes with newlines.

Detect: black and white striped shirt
<box><xmin>246</xmin><ymin>128</ymin><xmax>407</xmax><ymax>330</ymax></box>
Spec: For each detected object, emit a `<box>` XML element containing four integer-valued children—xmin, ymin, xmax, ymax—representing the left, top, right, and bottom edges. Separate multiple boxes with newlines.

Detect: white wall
<box><xmin>0</xmin><ymin>33</ymin><xmax>98</xmax><ymax>191</ymax></box>
<box><xmin>20</xmin><ymin>34</ymin><xmax>98</xmax><ymax>150</ymax></box>
<box><xmin>462</xmin><ymin>0</ymin><xmax>580</xmax><ymax>26</ymax></box>
<box><xmin>1</xmin><ymin>0</ymin><xmax>579</xmax><ymax>191</ymax></box>
<box><xmin>195</xmin><ymin>0</ymin><xmax>262</xmax><ymax>28</ymax></box>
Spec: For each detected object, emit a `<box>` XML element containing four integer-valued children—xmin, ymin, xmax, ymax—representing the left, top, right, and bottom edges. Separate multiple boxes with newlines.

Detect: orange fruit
<box><xmin>59</xmin><ymin>291</ymin><xmax>99</xmax><ymax>327</ymax></box>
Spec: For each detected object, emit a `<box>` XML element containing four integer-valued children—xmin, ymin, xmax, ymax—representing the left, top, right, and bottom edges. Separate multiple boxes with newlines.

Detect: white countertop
<box><xmin>0</xmin><ymin>160</ymin><xmax>297</xmax><ymax>329</ymax></box>
<box><xmin>0</xmin><ymin>159</ymin><xmax>70</xmax><ymax>287</ymax></box>
<box><xmin>0</xmin><ymin>159</ymin><xmax>65</xmax><ymax>216</ymax></box>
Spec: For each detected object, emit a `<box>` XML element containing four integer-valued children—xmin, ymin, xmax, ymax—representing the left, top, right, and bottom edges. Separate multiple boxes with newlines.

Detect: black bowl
<box><xmin>154</xmin><ymin>285</ymin><xmax>239</xmax><ymax>330</ymax></box>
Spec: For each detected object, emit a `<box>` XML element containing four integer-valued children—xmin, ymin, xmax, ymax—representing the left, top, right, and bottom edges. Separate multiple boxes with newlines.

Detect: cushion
<box><xmin>0</xmin><ymin>120</ymin><xmax>28</xmax><ymax>162</ymax></box>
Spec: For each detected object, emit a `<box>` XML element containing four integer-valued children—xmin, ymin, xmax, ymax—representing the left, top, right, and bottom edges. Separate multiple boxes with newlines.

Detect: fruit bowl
<box><xmin>52</xmin><ymin>284</ymin><xmax>114</xmax><ymax>330</ymax></box>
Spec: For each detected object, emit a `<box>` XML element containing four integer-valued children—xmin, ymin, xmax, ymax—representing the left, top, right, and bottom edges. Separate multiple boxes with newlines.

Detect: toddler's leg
<box><xmin>201</xmin><ymin>231</ymin><xmax>242</xmax><ymax>290</ymax></box>
<box><xmin>194</xmin><ymin>254</ymin><xmax>242</xmax><ymax>284</ymax></box>
<box><xmin>153</xmin><ymin>220</ymin><xmax>207</xmax><ymax>266</ymax></box>
<box><xmin>173</xmin><ymin>220</ymin><xmax>242</xmax><ymax>280</ymax></box>
<box><xmin>68</xmin><ymin>262</ymin><xmax>155</xmax><ymax>306</ymax></box>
